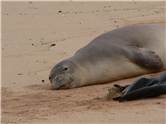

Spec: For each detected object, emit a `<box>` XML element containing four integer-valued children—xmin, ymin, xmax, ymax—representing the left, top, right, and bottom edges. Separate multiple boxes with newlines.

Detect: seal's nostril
<box><xmin>49</xmin><ymin>76</ymin><xmax>51</xmax><ymax>80</ymax></box>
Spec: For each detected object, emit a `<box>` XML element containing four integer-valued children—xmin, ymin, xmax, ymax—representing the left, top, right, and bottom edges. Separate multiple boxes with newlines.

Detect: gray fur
<box><xmin>49</xmin><ymin>24</ymin><xmax>166</xmax><ymax>89</ymax></box>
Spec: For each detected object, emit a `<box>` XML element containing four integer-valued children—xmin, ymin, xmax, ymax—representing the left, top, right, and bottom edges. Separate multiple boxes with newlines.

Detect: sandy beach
<box><xmin>2</xmin><ymin>1</ymin><xmax>166</xmax><ymax>124</ymax></box>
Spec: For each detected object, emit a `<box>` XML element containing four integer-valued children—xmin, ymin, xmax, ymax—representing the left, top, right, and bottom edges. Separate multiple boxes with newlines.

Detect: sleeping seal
<box><xmin>49</xmin><ymin>24</ymin><xmax>166</xmax><ymax>89</ymax></box>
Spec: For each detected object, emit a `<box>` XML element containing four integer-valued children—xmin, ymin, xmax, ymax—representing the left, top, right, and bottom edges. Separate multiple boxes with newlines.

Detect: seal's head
<box><xmin>49</xmin><ymin>60</ymin><xmax>80</xmax><ymax>89</ymax></box>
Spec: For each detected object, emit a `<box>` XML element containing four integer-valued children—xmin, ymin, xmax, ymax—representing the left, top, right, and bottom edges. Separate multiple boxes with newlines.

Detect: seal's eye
<box><xmin>63</xmin><ymin>67</ymin><xmax>68</xmax><ymax>71</ymax></box>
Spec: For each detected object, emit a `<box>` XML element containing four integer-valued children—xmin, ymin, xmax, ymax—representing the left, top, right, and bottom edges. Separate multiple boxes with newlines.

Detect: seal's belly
<box><xmin>81</xmin><ymin>58</ymin><xmax>150</xmax><ymax>85</ymax></box>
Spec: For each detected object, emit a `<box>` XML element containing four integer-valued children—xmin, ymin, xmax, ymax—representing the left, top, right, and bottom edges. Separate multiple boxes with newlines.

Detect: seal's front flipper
<box><xmin>127</xmin><ymin>47</ymin><xmax>163</xmax><ymax>70</ymax></box>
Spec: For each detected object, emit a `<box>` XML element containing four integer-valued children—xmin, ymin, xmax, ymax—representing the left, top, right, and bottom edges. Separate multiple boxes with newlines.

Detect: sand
<box><xmin>1</xmin><ymin>1</ymin><xmax>166</xmax><ymax>124</ymax></box>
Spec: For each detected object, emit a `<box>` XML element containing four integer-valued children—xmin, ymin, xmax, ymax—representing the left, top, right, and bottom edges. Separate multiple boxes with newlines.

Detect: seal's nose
<box><xmin>50</xmin><ymin>76</ymin><xmax>66</xmax><ymax>90</ymax></box>
<box><xmin>55</xmin><ymin>76</ymin><xmax>64</xmax><ymax>83</ymax></box>
<box><xmin>49</xmin><ymin>76</ymin><xmax>51</xmax><ymax>80</ymax></box>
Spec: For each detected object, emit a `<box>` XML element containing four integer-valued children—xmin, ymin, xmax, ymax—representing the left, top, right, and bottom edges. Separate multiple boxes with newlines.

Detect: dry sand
<box><xmin>1</xmin><ymin>1</ymin><xmax>166</xmax><ymax>124</ymax></box>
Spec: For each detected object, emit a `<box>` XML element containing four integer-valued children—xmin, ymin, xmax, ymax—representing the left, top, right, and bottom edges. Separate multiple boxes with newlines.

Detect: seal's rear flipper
<box><xmin>112</xmin><ymin>73</ymin><xmax>166</xmax><ymax>102</ymax></box>
<box><xmin>128</xmin><ymin>47</ymin><xmax>163</xmax><ymax>70</ymax></box>
<box><xmin>124</xmin><ymin>78</ymin><xmax>151</xmax><ymax>94</ymax></box>
<box><xmin>113</xmin><ymin>84</ymin><xmax>129</xmax><ymax>91</ymax></box>
<box><xmin>159</xmin><ymin>72</ymin><xmax>166</xmax><ymax>82</ymax></box>
<box><xmin>114</xmin><ymin>84</ymin><xmax>166</xmax><ymax>102</ymax></box>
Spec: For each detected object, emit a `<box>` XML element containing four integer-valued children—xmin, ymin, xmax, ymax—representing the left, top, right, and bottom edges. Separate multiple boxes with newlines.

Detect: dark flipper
<box><xmin>113</xmin><ymin>84</ymin><xmax>129</xmax><ymax>91</ymax></box>
<box><xmin>112</xmin><ymin>72</ymin><xmax>166</xmax><ymax>102</ymax></box>
<box><xmin>109</xmin><ymin>72</ymin><xmax>166</xmax><ymax>102</ymax></box>
<box><xmin>124</xmin><ymin>77</ymin><xmax>160</xmax><ymax>95</ymax></box>
<box><xmin>159</xmin><ymin>72</ymin><xmax>166</xmax><ymax>82</ymax></box>
<box><xmin>124</xmin><ymin>78</ymin><xmax>151</xmax><ymax>94</ymax></box>
<box><xmin>113</xmin><ymin>84</ymin><xmax>166</xmax><ymax>102</ymax></box>
<box><xmin>127</xmin><ymin>47</ymin><xmax>163</xmax><ymax>70</ymax></box>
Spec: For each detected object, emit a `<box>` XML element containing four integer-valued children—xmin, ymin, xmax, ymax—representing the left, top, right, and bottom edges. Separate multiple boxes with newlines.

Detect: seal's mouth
<box><xmin>52</xmin><ymin>82</ymin><xmax>68</xmax><ymax>90</ymax></box>
<box><xmin>50</xmin><ymin>77</ymin><xmax>65</xmax><ymax>90</ymax></box>
<box><xmin>49</xmin><ymin>75</ymin><xmax>73</xmax><ymax>90</ymax></box>
<box><xmin>51</xmin><ymin>83</ymin><xmax>68</xmax><ymax>90</ymax></box>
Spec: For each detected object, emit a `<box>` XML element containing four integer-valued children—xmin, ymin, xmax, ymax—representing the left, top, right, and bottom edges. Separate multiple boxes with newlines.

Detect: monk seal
<box><xmin>49</xmin><ymin>24</ymin><xmax>166</xmax><ymax>89</ymax></box>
